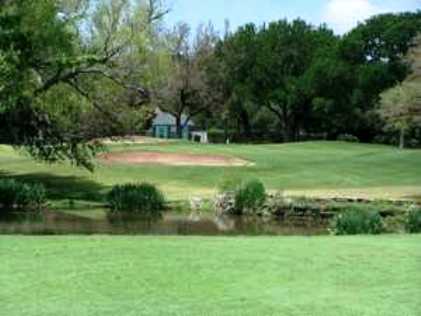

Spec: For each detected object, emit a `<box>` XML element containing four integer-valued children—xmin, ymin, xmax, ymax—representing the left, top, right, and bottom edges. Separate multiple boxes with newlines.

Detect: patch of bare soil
<box><xmin>100</xmin><ymin>151</ymin><xmax>251</xmax><ymax>167</ymax></box>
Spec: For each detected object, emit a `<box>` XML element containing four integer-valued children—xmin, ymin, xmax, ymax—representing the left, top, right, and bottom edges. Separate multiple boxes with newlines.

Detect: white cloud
<box><xmin>323</xmin><ymin>0</ymin><xmax>385</xmax><ymax>34</ymax></box>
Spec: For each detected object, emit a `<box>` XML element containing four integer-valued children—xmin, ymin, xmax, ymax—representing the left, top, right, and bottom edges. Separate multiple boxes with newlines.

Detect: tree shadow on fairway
<box><xmin>0</xmin><ymin>171</ymin><xmax>107</xmax><ymax>204</ymax></box>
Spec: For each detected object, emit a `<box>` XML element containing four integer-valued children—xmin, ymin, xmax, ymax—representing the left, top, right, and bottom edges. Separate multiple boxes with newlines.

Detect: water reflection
<box><xmin>0</xmin><ymin>210</ymin><xmax>329</xmax><ymax>236</ymax></box>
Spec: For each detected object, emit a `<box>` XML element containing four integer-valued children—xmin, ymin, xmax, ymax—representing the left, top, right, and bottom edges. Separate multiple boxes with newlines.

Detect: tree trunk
<box><xmin>224</xmin><ymin>118</ymin><xmax>229</xmax><ymax>143</ymax></box>
<box><xmin>175</xmin><ymin>115</ymin><xmax>182</xmax><ymax>139</ymax></box>
<box><xmin>282</xmin><ymin>105</ymin><xmax>292</xmax><ymax>143</ymax></box>
<box><xmin>282</xmin><ymin>127</ymin><xmax>290</xmax><ymax>143</ymax></box>
<box><xmin>240</xmin><ymin>108</ymin><xmax>251</xmax><ymax>138</ymax></box>
<box><xmin>265</xmin><ymin>103</ymin><xmax>288</xmax><ymax>142</ymax></box>
<box><xmin>399</xmin><ymin>127</ymin><xmax>405</xmax><ymax>150</ymax></box>
<box><xmin>283</xmin><ymin>116</ymin><xmax>292</xmax><ymax>143</ymax></box>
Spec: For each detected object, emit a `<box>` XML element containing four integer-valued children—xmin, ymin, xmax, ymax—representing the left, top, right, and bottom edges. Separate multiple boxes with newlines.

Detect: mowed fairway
<box><xmin>1</xmin><ymin>235</ymin><xmax>420</xmax><ymax>316</ymax></box>
<box><xmin>1</xmin><ymin>141</ymin><xmax>421</xmax><ymax>203</ymax></box>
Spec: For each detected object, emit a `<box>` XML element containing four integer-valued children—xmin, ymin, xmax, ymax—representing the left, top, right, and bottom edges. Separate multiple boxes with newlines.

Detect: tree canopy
<box><xmin>212</xmin><ymin>11</ymin><xmax>421</xmax><ymax>142</ymax></box>
<box><xmin>0</xmin><ymin>0</ymin><xmax>167</xmax><ymax>170</ymax></box>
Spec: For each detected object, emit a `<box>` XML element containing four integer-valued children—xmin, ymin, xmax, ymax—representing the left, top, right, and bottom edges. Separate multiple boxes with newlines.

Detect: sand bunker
<box><xmin>100</xmin><ymin>151</ymin><xmax>251</xmax><ymax>167</ymax></box>
<box><xmin>98</xmin><ymin>136</ymin><xmax>170</xmax><ymax>145</ymax></box>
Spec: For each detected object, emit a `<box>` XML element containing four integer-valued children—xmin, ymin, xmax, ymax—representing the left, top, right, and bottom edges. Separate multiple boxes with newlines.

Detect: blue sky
<box><xmin>165</xmin><ymin>0</ymin><xmax>421</xmax><ymax>34</ymax></box>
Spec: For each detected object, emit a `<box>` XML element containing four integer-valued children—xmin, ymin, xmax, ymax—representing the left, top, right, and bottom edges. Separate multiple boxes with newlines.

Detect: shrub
<box><xmin>373</xmin><ymin>135</ymin><xmax>389</xmax><ymax>145</ymax></box>
<box><xmin>407</xmin><ymin>139</ymin><xmax>420</xmax><ymax>149</ymax></box>
<box><xmin>107</xmin><ymin>183</ymin><xmax>165</xmax><ymax>214</ymax></box>
<box><xmin>406</xmin><ymin>206</ymin><xmax>421</xmax><ymax>233</ymax></box>
<box><xmin>207</xmin><ymin>128</ymin><xmax>227</xmax><ymax>144</ymax></box>
<box><xmin>18</xmin><ymin>182</ymin><xmax>46</xmax><ymax>208</ymax></box>
<box><xmin>234</xmin><ymin>179</ymin><xmax>266</xmax><ymax>214</ymax></box>
<box><xmin>337</xmin><ymin>134</ymin><xmax>360</xmax><ymax>143</ymax></box>
<box><xmin>216</xmin><ymin>178</ymin><xmax>266</xmax><ymax>215</ymax></box>
<box><xmin>0</xmin><ymin>179</ymin><xmax>46</xmax><ymax>211</ymax></box>
<box><xmin>332</xmin><ymin>208</ymin><xmax>384</xmax><ymax>235</ymax></box>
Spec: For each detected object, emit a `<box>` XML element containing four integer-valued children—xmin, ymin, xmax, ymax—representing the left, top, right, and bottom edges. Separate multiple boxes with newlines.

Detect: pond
<box><xmin>0</xmin><ymin>210</ymin><xmax>330</xmax><ymax>236</ymax></box>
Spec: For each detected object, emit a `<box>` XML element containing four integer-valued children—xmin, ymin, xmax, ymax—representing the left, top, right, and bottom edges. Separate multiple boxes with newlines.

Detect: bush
<box><xmin>208</xmin><ymin>128</ymin><xmax>228</xmax><ymax>144</ymax></box>
<box><xmin>407</xmin><ymin>139</ymin><xmax>420</xmax><ymax>149</ymax></box>
<box><xmin>234</xmin><ymin>179</ymin><xmax>266</xmax><ymax>214</ymax></box>
<box><xmin>406</xmin><ymin>206</ymin><xmax>421</xmax><ymax>233</ymax></box>
<box><xmin>216</xmin><ymin>178</ymin><xmax>266</xmax><ymax>215</ymax></box>
<box><xmin>332</xmin><ymin>208</ymin><xmax>384</xmax><ymax>235</ymax></box>
<box><xmin>337</xmin><ymin>134</ymin><xmax>360</xmax><ymax>143</ymax></box>
<box><xmin>107</xmin><ymin>183</ymin><xmax>165</xmax><ymax>214</ymax></box>
<box><xmin>0</xmin><ymin>179</ymin><xmax>46</xmax><ymax>211</ymax></box>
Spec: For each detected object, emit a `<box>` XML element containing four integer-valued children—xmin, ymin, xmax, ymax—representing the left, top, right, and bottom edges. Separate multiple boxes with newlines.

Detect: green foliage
<box><xmin>212</xmin><ymin>12</ymin><xmax>421</xmax><ymax>143</ymax></box>
<box><xmin>207</xmin><ymin>128</ymin><xmax>227</xmax><ymax>143</ymax></box>
<box><xmin>406</xmin><ymin>206</ymin><xmax>421</xmax><ymax>233</ymax></box>
<box><xmin>0</xmin><ymin>179</ymin><xmax>46</xmax><ymax>211</ymax></box>
<box><xmin>0</xmin><ymin>0</ymin><xmax>169</xmax><ymax>169</ymax></box>
<box><xmin>379</xmin><ymin>82</ymin><xmax>421</xmax><ymax>149</ymax></box>
<box><xmin>217</xmin><ymin>178</ymin><xmax>266</xmax><ymax>215</ymax></box>
<box><xmin>107</xmin><ymin>183</ymin><xmax>165</xmax><ymax>214</ymax></box>
<box><xmin>340</xmin><ymin>12</ymin><xmax>421</xmax><ymax>64</ymax></box>
<box><xmin>234</xmin><ymin>179</ymin><xmax>266</xmax><ymax>214</ymax></box>
<box><xmin>332</xmin><ymin>208</ymin><xmax>384</xmax><ymax>235</ymax></box>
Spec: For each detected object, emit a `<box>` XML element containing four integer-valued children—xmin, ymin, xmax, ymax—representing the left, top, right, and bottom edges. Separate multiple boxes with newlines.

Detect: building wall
<box><xmin>153</xmin><ymin>125</ymin><xmax>190</xmax><ymax>139</ymax></box>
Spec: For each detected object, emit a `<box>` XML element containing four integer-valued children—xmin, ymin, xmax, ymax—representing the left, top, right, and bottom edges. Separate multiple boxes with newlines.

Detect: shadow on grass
<box><xmin>0</xmin><ymin>171</ymin><xmax>107</xmax><ymax>203</ymax></box>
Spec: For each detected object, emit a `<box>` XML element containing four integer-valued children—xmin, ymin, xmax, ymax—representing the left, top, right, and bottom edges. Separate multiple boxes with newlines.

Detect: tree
<box><xmin>379</xmin><ymin>34</ymin><xmax>421</xmax><ymax>149</ymax></box>
<box><xmin>253</xmin><ymin>20</ymin><xmax>338</xmax><ymax>141</ymax></box>
<box><xmin>0</xmin><ymin>0</ymin><xmax>168</xmax><ymax>169</ymax></box>
<box><xmin>152</xmin><ymin>22</ymin><xmax>220</xmax><ymax>138</ymax></box>
<box><xmin>407</xmin><ymin>35</ymin><xmax>421</xmax><ymax>82</ymax></box>
<box><xmin>212</xmin><ymin>23</ymin><xmax>260</xmax><ymax>138</ymax></box>
<box><xmin>338</xmin><ymin>11</ymin><xmax>421</xmax><ymax>141</ymax></box>
<box><xmin>379</xmin><ymin>82</ymin><xmax>421</xmax><ymax>149</ymax></box>
<box><xmin>206</xmin><ymin>12</ymin><xmax>421</xmax><ymax>143</ymax></box>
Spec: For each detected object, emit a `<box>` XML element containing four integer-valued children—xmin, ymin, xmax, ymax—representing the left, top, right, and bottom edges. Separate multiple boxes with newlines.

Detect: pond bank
<box><xmin>1</xmin><ymin>195</ymin><xmax>418</xmax><ymax>235</ymax></box>
<box><xmin>0</xmin><ymin>210</ymin><xmax>329</xmax><ymax>236</ymax></box>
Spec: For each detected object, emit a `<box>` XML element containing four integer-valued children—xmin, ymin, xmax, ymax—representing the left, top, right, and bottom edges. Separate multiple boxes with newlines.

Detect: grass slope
<box><xmin>1</xmin><ymin>235</ymin><xmax>420</xmax><ymax>316</ymax></box>
<box><xmin>1</xmin><ymin>141</ymin><xmax>421</xmax><ymax>205</ymax></box>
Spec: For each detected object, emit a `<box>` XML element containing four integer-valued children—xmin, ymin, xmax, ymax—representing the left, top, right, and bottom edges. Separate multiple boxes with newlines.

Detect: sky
<box><xmin>165</xmin><ymin>0</ymin><xmax>421</xmax><ymax>35</ymax></box>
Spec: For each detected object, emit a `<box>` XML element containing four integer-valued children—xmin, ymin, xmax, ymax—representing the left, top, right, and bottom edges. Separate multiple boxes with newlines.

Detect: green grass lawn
<box><xmin>1</xmin><ymin>141</ymin><xmax>421</xmax><ymax>207</ymax></box>
<box><xmin>1</xmin><ymin>235</ymin><xmax>420</xmax><ymax>316</ymax></box>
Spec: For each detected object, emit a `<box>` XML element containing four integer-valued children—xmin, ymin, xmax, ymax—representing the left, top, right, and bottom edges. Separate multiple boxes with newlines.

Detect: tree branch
<box><xmin>64</xmin><ymin>79</ymin><xmax>121</xmax><ymax>124</ymax></box>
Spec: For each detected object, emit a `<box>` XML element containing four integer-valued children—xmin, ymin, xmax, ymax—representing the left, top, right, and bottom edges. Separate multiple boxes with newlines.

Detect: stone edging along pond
<box><xmin>205</xmin><ymin>193</ymin><xmax>421</xmax><ymax>235</ymax></box>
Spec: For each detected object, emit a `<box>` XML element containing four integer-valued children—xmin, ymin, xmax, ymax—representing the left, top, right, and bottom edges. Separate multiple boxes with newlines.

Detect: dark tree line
<box><xmin>206</xmin><ymin>12</ymin><xmax>421</xmax><ymax>143</ymax></box>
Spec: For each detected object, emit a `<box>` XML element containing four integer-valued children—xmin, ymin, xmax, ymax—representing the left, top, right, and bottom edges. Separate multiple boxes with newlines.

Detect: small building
<box><xmin>191</xmin><ymin>131</ymin><xmax>209</xmax><ymax>144</ymax></box>
<box><xmin>151</xmin><ymin>108</ymin><xmax>194</xmax><ymax>139</ymax></box>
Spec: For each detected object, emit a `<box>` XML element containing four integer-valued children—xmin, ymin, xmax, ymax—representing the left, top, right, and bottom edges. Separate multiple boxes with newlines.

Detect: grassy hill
<box><xmin>1</xmin><ymin>141</ymin><xmax>421</xmax><ymax>206</ymax></box>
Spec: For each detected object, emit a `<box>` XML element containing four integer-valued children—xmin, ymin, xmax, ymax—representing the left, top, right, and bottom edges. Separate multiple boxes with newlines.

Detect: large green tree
<box><xmin>253</xmin><ymin>20</ymin><xmax>338</xmax><ymax>141</ymax></box>
<box><xmin>213</xmin><ymin>23</ymin><xmax>260</xmax><ymax>138</ymax></box>
<box><xmin>214</xmin><ymin>20</ymin><xmax>339</xmax><ymax>141</ymax></box>
<box><xmin>212</xmin><ymin>12</ymin><xmax>421</xmax><ymax>142</ymax></box>
<box><xmin>0</xmin><ymin>0</ymin><xmax>168</xmax><ymax>169</ymax></box>
<box><xmin>378</xmin><ymin>34</ymin><xmax>421</xmax><ymax>149</ymax></box>
<box><xmin>338</xmin><ymin>11</ymin><xmax>421</xmax><ymax>141</ymax></box>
